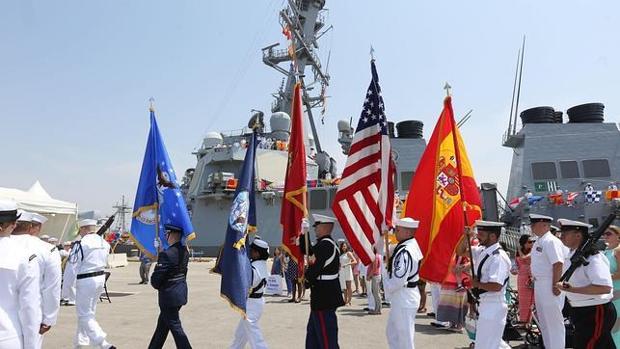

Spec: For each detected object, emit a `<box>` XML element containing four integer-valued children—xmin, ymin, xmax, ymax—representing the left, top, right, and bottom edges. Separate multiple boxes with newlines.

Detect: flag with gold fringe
<box><xmin>212</xmin><ymin>131</ymin><xmax>258</xmax><ymax>317</ymax></box>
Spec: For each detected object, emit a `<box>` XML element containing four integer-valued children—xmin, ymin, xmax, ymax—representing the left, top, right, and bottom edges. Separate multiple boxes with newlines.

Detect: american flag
<box><xmin>332</xmin><ymin>60</ymin><xmax>395</xmax><ymax>266</ymax></box>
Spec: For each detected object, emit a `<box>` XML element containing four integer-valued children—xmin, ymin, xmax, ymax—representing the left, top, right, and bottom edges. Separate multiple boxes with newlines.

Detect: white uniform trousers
<box><xmin>366</xmin><ymin>278</ymin><xmax>375</xmax><ymax>310</ymax></box>
<box><xmin>229</xmin><ymin>298</ymin><xmax>267</xmax><ymax>349</ymax></box>
<box><xmin>534</xmin><ymin>278</ymin><xmax>565</xmax><ymax>349</ymax></box>
<box><xmin>0</xmin><ymin>337</ymin><xmax>23</xmax><ymax>349</ymax></box>
<box><xmin>475</xmin><ymin>299</ymin><xmax>510</xmax><ymax>349</ymax></box>
<box><xmin>386</xmin><ymin>306</ymin><xmax>415</xmax><ymax>349</ymax></box>
<box><xmin>429</xmin><ymin>283</ymin><xmax>441</xmax><ymax>314</ymax></box>
<box><xmin>74</xmin><ymin>276</ymin><xmax>111</xmax><ymax>349</ymax></box>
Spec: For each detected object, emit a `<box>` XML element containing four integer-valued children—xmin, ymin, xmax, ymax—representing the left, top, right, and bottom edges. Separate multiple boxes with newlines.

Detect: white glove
<box><xmin>154</xmin><ymin>239</ymin><xmax>160</xmax><ymax>249</ymax></box>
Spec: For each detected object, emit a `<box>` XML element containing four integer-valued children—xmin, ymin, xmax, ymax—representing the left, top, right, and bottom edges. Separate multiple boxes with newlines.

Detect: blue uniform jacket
<box><xmin>151</xmin><ymin>241</ymin><xmax>189</xmax><ymax>308</ymax></box>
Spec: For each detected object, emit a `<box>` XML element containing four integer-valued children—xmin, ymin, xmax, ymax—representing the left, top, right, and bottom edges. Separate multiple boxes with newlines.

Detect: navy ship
<box><xmin>182</xmin><ymin>0</ymin><xmax>427</xmax><ymax>256</ymax></box>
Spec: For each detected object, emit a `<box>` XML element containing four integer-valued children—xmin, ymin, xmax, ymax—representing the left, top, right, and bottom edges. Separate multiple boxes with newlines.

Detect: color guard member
<box><xmin>304</xmin><ymin>214</ymin><xmax>345</xmax><ymax>349</ymax></box>
<box><xmin>382</xmin><ymin>217</ymin><xmax>423</xmax><ymax>349</ymax></box>
<box><xmin>230</xmin><ymin>238</ymin><xmax>269</xmax><ymax>349</ymax></box>
<box><xmin>557</xmin><ymin>218</ymin><xmax>616</xmax><ymax>349</ymax></box>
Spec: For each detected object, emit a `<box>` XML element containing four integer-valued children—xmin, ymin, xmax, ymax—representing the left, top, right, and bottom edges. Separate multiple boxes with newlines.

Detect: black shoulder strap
<box><xmin>29</xmin><ymin>254</ymin><xmax>37</xmax><ymax>262</ymax></box>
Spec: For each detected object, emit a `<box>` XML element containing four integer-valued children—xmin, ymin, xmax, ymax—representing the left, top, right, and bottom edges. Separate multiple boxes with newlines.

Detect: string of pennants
<box><xmin>509</xmin><ymin>183</ymin><xmax>620</xmax><ymax>208</ymax></box>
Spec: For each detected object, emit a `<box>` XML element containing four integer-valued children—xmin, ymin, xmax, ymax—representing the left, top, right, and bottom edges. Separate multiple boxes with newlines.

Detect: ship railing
<box><xmin>499</xmin><ymin>226</ymin><xmax>522</xmax><ymax>255</ymax></box>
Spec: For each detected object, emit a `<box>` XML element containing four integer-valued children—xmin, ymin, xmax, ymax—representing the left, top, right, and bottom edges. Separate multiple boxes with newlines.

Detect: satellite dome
<box><xmin>202</xmin><ymin>132</ymin><xmax>223</xmax><ymax>149</ymax></box>
<box><xmin>270</xmin><ymin>112</ymin><xmax>291</xmax><ymax>141</ymax></box>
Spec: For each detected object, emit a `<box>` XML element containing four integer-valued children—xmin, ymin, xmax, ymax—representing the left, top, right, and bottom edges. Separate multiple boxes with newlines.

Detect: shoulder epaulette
<box><xmin>29</xmin><ymin>254</ymin><xmax>37</xmax><ymax>262</ymax></box>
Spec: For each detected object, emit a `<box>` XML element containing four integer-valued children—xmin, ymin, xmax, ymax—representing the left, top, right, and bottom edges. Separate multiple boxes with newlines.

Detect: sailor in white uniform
<box><xmin>530</xmin><ymin>213</ymin><xmax>566</xmax><ymax>349</ymax></box>
<box><xmin>230</xmin><ymin>238</ymin><xmax>269</xmax><ymax>349</ymax></box>
<box><xmin>467</xmin><ymin>220</ymin><xmax>512</xmax><ymax>349</ymax></box>
<box><xmin>557</xmin><ymin>219</ymin><xmax>616</xmax><ymax>348</ymax></box>
<box><xmin>64</xmin><ymin>219</ymin><xmax>115</xmax><ymax>349</ymax></box>
<box><xmin>11</xmin><ymin>211</ymin><xmax>62</xmax><ymax>349</ymax></box>
<box><xmin>0</xmin><ymin>200</ymin><xmax>41</xmax><ymax>349</ymax></box>
<box><xmin>382</xmin><ymin>217</ymin><xmax>423</xmax><ymax>349</ymax></box>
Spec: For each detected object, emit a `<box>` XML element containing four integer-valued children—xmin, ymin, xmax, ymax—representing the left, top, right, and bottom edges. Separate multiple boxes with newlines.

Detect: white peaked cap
<box><xmin>395</xmin><ymin>217</ymin><xmax>419</xmax><ymax>229</ymax></box>
<box><xmin>557</xmin><ymin>218</ymin><xmax>592</xmax><ymax>229</ymax></box>
<box><xmin>78</xmin><ymin>219</ymin><xmax>98</xmax><ymax>228</ymax></box>
<box><xmin>48</xmin><ymin>237</ymin><xmax>58</xmax><ymax>243</ymax></box>
<box><xmin>31</xmin><ymin>213</ymin><xmax>48</xmax><ymax>224</ymax></box>
<box><xmin>17</xmin><ymin>210</ymin><xmax>33</xmax><ymax>222</ymax></box>
<box><xmin>475</xmin><ymin>220</ymin><xmax>505</xmax><ymax>228</ymax></box>
<box><xmin>40</xmin><ymin>235</ymin><xmax>50</xmax><ymax>239</ymax></box>
<box><xmin>529</xmin><ymin>213</ymin><xmax>553</xmax><ymax>222</ymax></box>
<box><xmin>311</xmin><ymin>214</ymin><xmax>337</xmax><ymax>225</ymax></box>
<box><xmin>252</xmin><ymin>239</ymin><xmax>269</xmax><ymax>249</ymax></box>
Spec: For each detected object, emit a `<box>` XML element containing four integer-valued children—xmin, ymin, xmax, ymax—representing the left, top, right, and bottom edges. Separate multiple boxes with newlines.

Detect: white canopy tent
<box><xmin>0</xmin><ymin>181</ymin><xmax>78</xmax><ymax>241</ymax></box>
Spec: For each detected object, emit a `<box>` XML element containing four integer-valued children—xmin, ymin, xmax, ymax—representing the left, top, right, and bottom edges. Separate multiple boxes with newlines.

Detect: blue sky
<box><xmin>1</xmin><ymin>0</ymin><xmax>619</xmax><ymax>214</ymax></box>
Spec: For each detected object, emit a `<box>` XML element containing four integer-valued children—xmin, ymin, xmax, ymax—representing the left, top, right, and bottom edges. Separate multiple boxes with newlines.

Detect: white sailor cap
<box><xmin>0</xmin><ymin>199</ymin><xmax>20</xmax><ymax>223</ymax></box>
<box><xmin>475</xmin><ymin>220</ymin><xmax>505</xmax><ymax>232</ymax></box>
<box><xmin>250</xmin><ymin>238</ymin><xmax>269</xmax><ymax>253</ymax></box>
<box><xmin>558</xmin><ymin>219</ymin><xmax>592</xmax><ymax>234</ymax></box>
<box><xmin>78</xmin><ymin>219</ymin><xmax>98</xmax><ymax>228</ymax></box>
<box><xmin>529</xmin><ymin>213</ymin><xmax>553</xmax><ymax>223</ymax></box>
<box><xmin>48</xmin><ymin>237</ymin><xmax>58</xmax><ymax>243</ymax></box>
<box><xmin>31</xmin><ymin>213</ymin><xmax>48</xmax><ymax>225</ymax></box>
<box><xmin>395</xmin><ymin>217</ymin><xmax>419</xmax><ymax>229</ymax></box>
<box><xmin>17</xmin><ymin>210</ymin><xmax>33</xmax><ymax>222</ymax></box>
<box><xmin>311</xmin><ymin>214</ymin><xmax>337</xmax><ymax>226</ymax></box>
<box><xmin>63</xmin><ymin>241</ymin><xmax>72</xmax><ymax>246</ymax></box>
<box><xmin>40</xmin><ymin>234</ymin><xmax>50</xmax><ymax>240</ymax></box>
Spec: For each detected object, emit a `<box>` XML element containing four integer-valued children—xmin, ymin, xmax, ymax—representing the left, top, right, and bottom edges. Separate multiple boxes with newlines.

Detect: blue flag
<box><xmin>130</xmin><ymin>110</ymin><xmax>196</xmax><ymax>258</ymax></box>
<box><xmin>212</xmin><ymin>131</ymin><xmax>257</xmax><ymax>317</ymax></box>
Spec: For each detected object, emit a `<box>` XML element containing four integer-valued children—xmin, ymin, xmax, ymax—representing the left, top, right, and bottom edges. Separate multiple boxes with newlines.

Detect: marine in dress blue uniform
<box><xmin>148</xmin><ymin>225</ymin><xmax>192</xmax><ymax>349</ymax></box>
<box><xmin>304</xmin><ymin>214</ymin><xmax>345</xmax><ymax>349</ymax></box>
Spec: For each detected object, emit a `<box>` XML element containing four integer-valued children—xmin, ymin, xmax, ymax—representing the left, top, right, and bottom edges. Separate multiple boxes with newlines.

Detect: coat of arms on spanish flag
<box><xmin>403</xmin><ymin>95</ymin><xmax>481</xmax><ymax>283</ymax></box>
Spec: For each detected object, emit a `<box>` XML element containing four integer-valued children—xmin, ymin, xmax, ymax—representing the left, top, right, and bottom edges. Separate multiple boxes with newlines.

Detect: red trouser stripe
<box><xmin>586</xmin><ymin>304</ymin><xmax>603</xmax><ymax>349</ymax></box>
<box><xmin>317</xmin><ymin>311</ymin><xmax>329</xmax><ymax>349</ymax></box>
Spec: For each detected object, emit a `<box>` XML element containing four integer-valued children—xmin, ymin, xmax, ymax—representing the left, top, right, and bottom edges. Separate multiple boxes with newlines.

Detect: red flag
<box><xmin>332</xmin><ymin>60</ymin><xmax>395</xmax><ymax>266</ymax></box>
<box><xmin>403</xmin><ymin>96</ymin><xmax>481</xmax><ymax>283</ymax></box>
<box><xmin>281</xmin><ymin>82</ymin><xmax>307</xmax><ymax>274</ymax></box>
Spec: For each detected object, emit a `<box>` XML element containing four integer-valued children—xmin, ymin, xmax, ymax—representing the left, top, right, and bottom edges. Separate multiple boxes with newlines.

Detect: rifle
<box><xmin>96</xmin><ymin>215</ymin><xmax>116</xmax><ymax>236</ymax></box>
<box><xmin>560</xmin><ymin>213</ymin><xmax>616</xmax><ymax>282</ymax></box>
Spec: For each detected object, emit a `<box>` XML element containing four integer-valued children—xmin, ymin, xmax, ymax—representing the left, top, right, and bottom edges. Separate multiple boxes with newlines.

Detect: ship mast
<box><xmin>262</xmin><ymin>0</ymin><xmax>330</xmax><ymax>153</ymax></box>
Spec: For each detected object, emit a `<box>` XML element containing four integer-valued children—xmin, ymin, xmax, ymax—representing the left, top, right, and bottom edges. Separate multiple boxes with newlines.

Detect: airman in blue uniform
<box><xmin>147</xmin><ymin>225</ymin><xmax>192</xmax><ymax>349</ymax></box>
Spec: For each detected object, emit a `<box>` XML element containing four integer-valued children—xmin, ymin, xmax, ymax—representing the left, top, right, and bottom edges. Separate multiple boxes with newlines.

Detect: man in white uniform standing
<box><xmin>530</xmin><ymin>213</ymin><xmax>566</xmax><ymax>349</ymax></box>
<box><xmin>465</xmin><ymin>220</ymin><xmax>512</xmax><ymax>349</ymax></box>
<box><xmin>382</xmin><ymin>217</ymin><xmax>423</xmax><ymax>349</ymax></box>
<box><xmin>12</xmin><ymin>211</ymin><xmax>62</xmax><ymax>348</ymax></box>
<box><xmin>0</xmin><ymin>200</ymin><xmax>41</xmax><ymax>349</ymax></box>
<box><xmin>64</xmin><ymin>219</ymin><xmax>116</xmax><ymax>349</ymax></box>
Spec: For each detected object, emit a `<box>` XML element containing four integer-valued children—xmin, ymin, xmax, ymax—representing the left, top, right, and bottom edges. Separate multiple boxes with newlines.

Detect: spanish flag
<box><xmin>403</xmin><ymin>96</ymin><xmax>481</xmax><ymax>283</ymax></box>
<box><xmin>280</xmin><ymin>82</ymin><xmax>307</xmax><ymax>275</ymax></box>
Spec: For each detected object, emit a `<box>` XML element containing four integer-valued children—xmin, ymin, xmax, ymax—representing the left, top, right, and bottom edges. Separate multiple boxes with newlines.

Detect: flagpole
<box><xmin>150</xmin><ymin>98</ymin><xmax>162</xmax><ymax>258</ymax></box>
<box><xmin>444</xmin><ymin>83</ymin><xmax>477</xmax><ymax>281</ymax></box>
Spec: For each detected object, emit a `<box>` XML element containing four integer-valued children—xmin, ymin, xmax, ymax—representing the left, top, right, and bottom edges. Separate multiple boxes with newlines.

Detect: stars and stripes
<box><xmin>332</xmin><ymin>60</ymin><xmax>395</xmax><ymax>266</ymax></box>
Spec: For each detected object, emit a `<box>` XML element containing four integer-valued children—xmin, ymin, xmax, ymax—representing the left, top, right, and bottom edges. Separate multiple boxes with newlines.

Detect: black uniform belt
<box><xmin>168</xmin><ymin>275</ymin><xmax>186</xmax><ymax>282</ymax></box>
<box><xmin>77</xmin><ymin>271</ymin><xmax>105</xmax><ymax>280</ymax></box>
<box><xmin>406</xmin><ymin>281</ymin><xmax>419</xmax><ymax>288</ymax></box>
<box><xmin>249</xmin><ymin>293</ymin><xmax>263</xmax><ymax>299</ymax></box>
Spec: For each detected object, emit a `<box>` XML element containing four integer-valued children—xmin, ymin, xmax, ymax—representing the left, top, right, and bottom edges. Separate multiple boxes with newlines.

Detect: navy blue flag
<box><xmin>212</xmin><ymin>131</ymin><xmax>258</xmax><ymax>317</ymax></box>
<box><xmin>130</xmin><ymin>109</ymin><xmax>196</xmax><ymax>258</ymax></box>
